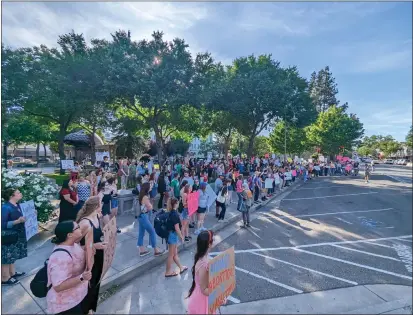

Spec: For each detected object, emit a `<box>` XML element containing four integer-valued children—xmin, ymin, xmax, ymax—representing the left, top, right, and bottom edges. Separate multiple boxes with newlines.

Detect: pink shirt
<box><xmin>47</xmin><ymin>244</ymin><xmax>88</xmax><ymax>314</ymax></box>
<box><xmin>236</xmin><ymin>179</ymin><xmax>243</xmax><ymax>193</ymax></box>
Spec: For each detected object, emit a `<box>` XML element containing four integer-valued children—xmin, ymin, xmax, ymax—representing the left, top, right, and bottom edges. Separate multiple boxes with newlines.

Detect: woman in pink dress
<box><xmin>187</xmin><ymin>230</ymin><xmax>214</xmax><ymax>314</ymax></box>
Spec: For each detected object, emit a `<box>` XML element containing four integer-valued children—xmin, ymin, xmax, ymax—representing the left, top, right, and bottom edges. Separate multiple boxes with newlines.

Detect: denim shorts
<box><xmin>168</xmin><ymin>231</ymin><xmax>178</xmax><ymax>245</ymax></box>
<box><xmin>197</xmin><ymin>207</ymin><xmax>207</xmax><ymax>214</ymax></box>
<box><xmin>111</xmin><ymin>198</ymin><xmax>118</xmax><ymax>209</ymax></box>
<box><xmin>181</xmin><ymin>208</ymin><xmax>189</xmax><ymax>220</ymax></box>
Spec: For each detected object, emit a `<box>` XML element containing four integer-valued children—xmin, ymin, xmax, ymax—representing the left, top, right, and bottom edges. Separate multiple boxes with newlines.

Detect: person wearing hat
<box><xmin>195</xmin><ymin>182</ymin><xmax>210</xmax><ymax>235</ymax></box>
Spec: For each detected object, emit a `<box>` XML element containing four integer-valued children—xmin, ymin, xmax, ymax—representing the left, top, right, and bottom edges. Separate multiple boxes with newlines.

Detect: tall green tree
<box><xmin>306</xmin><ymin>105</ymin><xmax>364</xmax><ymax>159</ymax></box>
<box><xmin>269</xmin><ymin>122</ymin><xmax>309</xmax><ymax>156</ymax></box>
<box><xmin>406</xmin><ymin>126</ymin><xmax>413</xmax><ymax>148</ymax></box>
<box><xmin>253</xmin><ymin>136</ymin><xmax>271</xmax><ymax>157</ymax></box>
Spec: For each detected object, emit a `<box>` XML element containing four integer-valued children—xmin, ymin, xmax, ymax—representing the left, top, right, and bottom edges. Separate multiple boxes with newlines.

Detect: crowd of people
<box><xmin>1</xmin><ymin>153</ymin><xmax>373</xmax><ymax>314</ymax></box>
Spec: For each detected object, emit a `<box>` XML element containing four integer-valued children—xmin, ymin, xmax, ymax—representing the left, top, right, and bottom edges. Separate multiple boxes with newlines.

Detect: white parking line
<box><xmin>283</xmin><ymin>208</ymin><xmax>394</xmax><ymax>218</ymax></box>
<box><xmin>297</xmin><ymin>186</ymin><xmax>343</xmax><ymax>190</ymax></box>
<box><xmin>227</xmin><ymin>296</ymin><xmax>241</xmax><ymax>304</ymax></box>
<box><xmin>364</xmin><ymin>242</ymin><xmax>394</xmax><ymax>249</ymax></box>
<box><xmin>293</xmin><ymin>248</ymin><xmax>412</xmax><ymax>281</ymax></box>
<box><xmin>396</xmin><ymin>238</ymin><xmax>413</xmax><ymax>243</ymax></box>
<box><xmin>250</xmin><ymin>252</ymin><xmax>358</xmax><ymax>285</ymax></box>
<box><xmin>283</xmin><ymin>192</ymin><xmax>378</xmax><ymax>201</ymax></box>
<box><xmin>335</xmin><ymin>217</ymin><xmax>353</xmax><ymax>225</ymax></box>
<box><xmin>235</xmin><ymin>266</ymin><xmax>303</xmax><ymax>293</ymax></box>
<box><xmin>330</xmin><ymin>244</ymin><xmax>401</xmax><ymax>261</ymax></box>
<box><xmin>209</xmin><ymin>235</ymin><xmax>412</xmax><ymax>255</ymax></box>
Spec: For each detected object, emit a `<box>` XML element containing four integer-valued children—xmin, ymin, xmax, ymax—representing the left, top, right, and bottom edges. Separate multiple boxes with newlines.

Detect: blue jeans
<box><xmin>137</xmin><ymin>213</ymin><xmax>157</xmax><ymax>248</ymax></box>
<box><xmin>237</xmin><ymin>192</ymin><xmax>243</xmax><ymax>210</ymax></box>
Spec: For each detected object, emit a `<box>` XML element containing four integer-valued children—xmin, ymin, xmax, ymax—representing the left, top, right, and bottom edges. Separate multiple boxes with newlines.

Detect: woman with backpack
<box><xmin>165</xmin><ymin>198</ymin><xmax>187</xmax><ymax>278</ymax></box>
<box><xmin>46</xmin><ymin>220</ymin><xmax>92</xmax><ymax>315</ymax></box>
<box><xmin>216</xmin><ymin>180</ymin><xmax>229</xmax><ymax>222</ymax></box>
<box><xmin>137</xmin><ymin>183</ymin><xmax>165</xmax><ymax>258</ymax></box>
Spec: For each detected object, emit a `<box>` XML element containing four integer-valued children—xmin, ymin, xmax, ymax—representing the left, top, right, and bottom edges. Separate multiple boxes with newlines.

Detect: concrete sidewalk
<box><xmin>4</xmin><ymin>183</ymin><xmax>301</xmax><ymax>314</ymax></box>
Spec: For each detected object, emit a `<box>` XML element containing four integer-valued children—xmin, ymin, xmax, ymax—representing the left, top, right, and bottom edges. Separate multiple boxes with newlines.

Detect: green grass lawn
<box><xmin>43</xmin><ymin>174</ymin><xmax>69</xmax><ymax>186</ymax></box>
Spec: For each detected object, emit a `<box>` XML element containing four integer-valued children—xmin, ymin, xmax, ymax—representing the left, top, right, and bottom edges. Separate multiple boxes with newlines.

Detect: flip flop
<box><xmin>180</xmin><ymin>266</ymin><xmax>188</xmax><ymax>274</ymax></box>
<box><xmin>165</xmin><ymin>271</ymin><xmax>179</xmax><ymax>278</ymax></box>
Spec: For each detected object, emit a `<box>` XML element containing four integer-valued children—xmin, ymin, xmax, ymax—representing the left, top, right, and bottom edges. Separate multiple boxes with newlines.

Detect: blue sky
<box><xmin>2</xmin><ymin>2</ymin><xmax>412</xmax><ymax>141</ymax></box>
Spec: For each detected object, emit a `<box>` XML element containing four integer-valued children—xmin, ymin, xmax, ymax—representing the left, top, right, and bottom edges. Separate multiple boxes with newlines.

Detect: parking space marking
<box><xmin>235</xmin><ymin>266</ymin><xmax>303</xmax><ymax>294</ymax></box>
<box><xmin>397</xmin><ymin>238</ymin><xmax>413</xmax><ymax>243</ymax></box>
<box><xmin>335</xmin><ymin>217</ymin><xmax>353</xmax><ymax>224</ymax></box>
<box><xmin>392</xmin><ymin>244</ymin><xmax>412</xmax><ymax>273</ymax></box>
<box><xmin>283</xmin><ymin>208</ymin><xmax>394</xmax><ymax>218</ymax></box>
<box><xmin>293</xmin><ymin>248</ymin><xmax>412</xmax><ymax>281</ymax></box>
<box><xmin>250</xmin><ymin>252</ymin><xmax>358</xmax><ymax>285</ymax></box>
<box><xmin>330</xmin><ymin>244</ymin><xmax>401</xmax><ymax>261</ymax></box>
<box><xmin>227</xmin><ymin>296</ymin><xmax>241</xmax><ymax>304</ymax></box>
<box><xmin>297</xmin><ymin>186</ymin><xmax>343</xmax><ymax>190</ymax></box>
<box><xmin>210</xmin><ymin>235</ymin><xmax>412</xmax><ymax>255</ymax></box>
<box><xmin>365</xmin><ymin>242</ymin><xmax>394</xmax><ymax>249</ymax></box>
<box><xmin>283</xmin><ymin>192</ymin><xmax>378</xmax><ymax>201</ymax></box>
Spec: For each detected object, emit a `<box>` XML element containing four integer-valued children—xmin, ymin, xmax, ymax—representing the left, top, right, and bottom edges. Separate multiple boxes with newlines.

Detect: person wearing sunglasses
<box><xmin>47</xmin><ymin>220</ymin><xmax>92</xmax><ymax>315</ymax></box>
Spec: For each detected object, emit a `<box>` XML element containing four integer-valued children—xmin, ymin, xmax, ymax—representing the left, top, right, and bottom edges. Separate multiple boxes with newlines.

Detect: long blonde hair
<box><xmin>76</xmin><ymin>196</ymin><xmax>101</xmax><ymax>223</ymax></box>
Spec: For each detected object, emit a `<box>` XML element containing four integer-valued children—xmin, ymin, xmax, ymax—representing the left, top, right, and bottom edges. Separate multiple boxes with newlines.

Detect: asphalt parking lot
<box><xmin>212</xmin><ymin>173</ymin><xmax>412</xmax><ymax>305</ymax></box>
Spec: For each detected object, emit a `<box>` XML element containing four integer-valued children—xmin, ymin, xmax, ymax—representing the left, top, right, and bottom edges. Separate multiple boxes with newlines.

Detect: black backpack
<box><xmin>154</xmin><ymin>210</ymin><xmax>170</xmax><ymax>240</ymax></box>
<box><xmin>30</xmin><ymin>248</ymin><xmax>72</xmax><ymax>298</ymax></box>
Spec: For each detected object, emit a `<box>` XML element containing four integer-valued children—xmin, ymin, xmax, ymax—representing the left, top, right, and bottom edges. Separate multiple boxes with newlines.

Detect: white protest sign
<box><xmin>272</xmin><ymin>154</ymin><xmax>276</xmax><ymax>159</ymax></box>
<box><xmin>285</xmin><ymin>171</ymin><xmax>292</xmax><ymax>181</ymax></box>
<box><xmin>274</xmin><ymin>173</ymin><xmax>280</xmax><ymax>184</ymax></box>
<box><xmin>265</xmin><ymin>178</ymin><xmax>274</xmax><ymax>189</ymax></box>
<box><xmin>19</xmin><ymin>200</ymin><xmax>38</xmax><ymax>241</ymax></box>
<box><xmin>61</xmin><ymin>159</ymin><xmax>74</xmax><ymax>170</ymax></box>
<box><xmin>207</xmin><ymin>152</ymin><xmax>212</xmax><ymax>162</ymax></box>
<box><xmin>205</xmin><ymin>184</ymin><xmax>217</xmax><ymax>209</ymax></box>
<box><xmin>95</xmin><ymin>152</ymin><xmax>110</xmax><ymax>162</ymax></box>
<box><xmin>319</xmin><ymin>156</ymin><xmax>325</xmax><ymax>162</ymax></box>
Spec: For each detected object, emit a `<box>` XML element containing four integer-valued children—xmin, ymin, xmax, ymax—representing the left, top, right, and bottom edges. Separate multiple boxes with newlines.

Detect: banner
<box><xmin>205</xmin><ymin>184</ymin><xmax>217</xmax><ymax>209</ymax></box>
<box><xmin>187</xmin><ymin>191</ymin><xmax>200</xmax><ymax>216</ymax></box>
<box><xmin>208</xmin><ymin>247</ymin><xmax>236</xmax><ymax>314</ymax></box>
<box><xmin>264</xmin><ymin>178</ymin><xmax>274</xmax><ymax>189</ymax></box>
<box><xmin>95</xmin><ymin>152</ymin><xmax>110</xmax><ymax>162</ymax></box>
<box><xmin>61</xmin><ymin>159</ymin><xmax>74</xmax><ymax>170</ymax></box>
<box><xmin>19</xmin><ymin>200</ymin><xmax>38</xmax><ymax>241</ymax></box>
<box><xmin>99</xmin><ymin>217</ymin><xmax>117</xmax><ymax>284</ymax></box>
<box><xmin>85</xmin><ymin>228</ymin><xmax>94</xmax><ymax>271</ymax></box>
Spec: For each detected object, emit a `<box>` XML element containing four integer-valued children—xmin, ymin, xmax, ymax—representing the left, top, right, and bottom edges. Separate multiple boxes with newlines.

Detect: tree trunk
<box><xmin>247</xmin><ymin>136</ymin><xmax>255</xmax><ymax>158</ymax></box>
<box><xmin>36</xmin><ymin>142</ymin><xmax>40</xmax><ymax>166</ymax></box>
<box><xmin>58</xmin><ymin>125</ymin><xmax>67</xmax><ymax>174</ymax></box>
<box><xmin>43</xmin><ymin>143</ymin><xmax>47</xmax><ymax>158</ymax></box>
<box><xmin>90</xmin><ymin>126</ymin><xmax>96</xmax><ymax>164</ymax></box>
<box><xmin>153</xmin><ymin>127</ymin><xmax>165</xmax><ymax>166</ymax></box>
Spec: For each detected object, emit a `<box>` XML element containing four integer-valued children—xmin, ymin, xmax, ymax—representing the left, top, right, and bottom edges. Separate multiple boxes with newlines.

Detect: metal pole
<box><xmin>284</xmin><ymin>122</ymin><xmax>287</xmax><ymax>162</ymax></box>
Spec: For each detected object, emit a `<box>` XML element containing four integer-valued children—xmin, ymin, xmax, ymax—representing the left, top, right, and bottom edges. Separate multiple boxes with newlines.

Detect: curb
<box><xmin>100</xmin><ymin>180</ymin><xmax>305</xmax><ymax>294</ymax></box>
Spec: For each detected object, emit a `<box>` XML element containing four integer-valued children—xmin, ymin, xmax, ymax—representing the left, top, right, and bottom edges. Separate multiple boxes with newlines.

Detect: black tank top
<box><xmin>80</xmin><ymin>215</ymin><xmax>104</xmax><ymax>245</ymax></box>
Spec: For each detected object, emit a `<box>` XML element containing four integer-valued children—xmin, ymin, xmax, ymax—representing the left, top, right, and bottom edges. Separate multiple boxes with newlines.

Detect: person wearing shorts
<box><xmin>180</xmin><ymin>184</ymin><xmax>191</xmax><ymax>243</ymax></box>
<box><xmin>195</xmin><ymin>183</ymin><xmax>209</xmax><ymax>235</ymax></box>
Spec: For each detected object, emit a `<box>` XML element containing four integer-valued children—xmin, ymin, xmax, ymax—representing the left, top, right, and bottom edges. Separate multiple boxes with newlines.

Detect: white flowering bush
<box><xmin>2</xmin><ymin>169</ymin><xmax>59</xmax><ymax>223</ymax></box>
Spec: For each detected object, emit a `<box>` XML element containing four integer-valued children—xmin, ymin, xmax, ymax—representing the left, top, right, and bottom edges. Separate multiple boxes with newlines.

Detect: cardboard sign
<box><xmin>264</xmin><ymin>178</ymin><xmax>274</xmax><ymax>189</ymax></box>
<box><xmin>95</xmin><ymin>152</ymin><xmax>110</xmax><ymax>162</ymax></box>
<box><xmin>19</xmin><ymin>200</ymin><xmax>38</xmax><ymax>241</ymax></box>
<box><xmin>100</xmin><ymin>217</ymin><xmax>117</xmax><ymax>283</ymax></box>
<box><xmin>61</xmin><ymin>159</ymin><xmax>74</xmax><ymax>170</ymax></box>
<box><xmin>85</xmin><ymin>228</ymin><xmax>94</xmax><ymax>271</ymax></box>
<box><xmin>205</xmin><ymin>184</ymin><xmax>217</xmax><ymax>209</ymax></box>
<box><xmin>208</xmin><ymin>247</ymin><xmax>236</xmax><ymax>314</ymax></box>
<box><xmin>187</xmin><ymin>191</ymin><xmax>200</xmax><ymax>216</ymax></box>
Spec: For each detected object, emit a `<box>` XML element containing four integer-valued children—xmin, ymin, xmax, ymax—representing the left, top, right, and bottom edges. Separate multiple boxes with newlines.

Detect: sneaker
<box><xmin>139</xmin><ymin>251</ymin><xmax>150</xmax><ymax>257</ymax></box>
<box><xmin>1</xmin><ymin>277</ymin><xmax>19</xmax><ymax>286</ymax></box>
<box><xmin>241</xmin><ymin>225</ymin><xmax>246</xmax><ymax>229</ymax></box>
<box><xmin>147</xmin><ymin>245</ymin><xmax>153</xmax><ymax>249</ymax></box>
<box><xmin>189</xmin><ymin>223</ymin><xmax>195</xmax><ymax>229</ymax></box>
<box><xmin>246</xmin><ymin>223</ymin><xmax>251</xmax><ymax>227</ymax></box>
<box><xmin>184</xmin><ymin>237</ymin><xmax>190</xmax><ymax>243</ymax></box>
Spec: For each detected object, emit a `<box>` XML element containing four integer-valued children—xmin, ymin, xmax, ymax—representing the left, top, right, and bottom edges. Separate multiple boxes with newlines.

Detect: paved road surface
<box><xmin>371</xmin><ymin>164</ymin><xmax>412</xmax><ymax>184</ymax></box>
<box><xmin>96</xmin><ymin>170</ymin><xmax>412</xmax><ymax>314</ymax></box>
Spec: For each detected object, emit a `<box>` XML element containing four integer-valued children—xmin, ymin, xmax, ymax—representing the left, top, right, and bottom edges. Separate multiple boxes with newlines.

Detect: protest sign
<box><xmin>285</xmin><ymin>171</ymin><xmax>292</xmax><ymax>181</ymax></box>
<box><xmin>85</xmin><ymin>228</ymin><xmax>94</xmax><ymax>271</ymax></box>
<box><xmin>61</xmin><ymin>159</ymin><xmax>74</xmax><ymax>170</ymax></box>
<box><xmin>100</xmin><ymin>217</ymin><xmax>117</xmax><ymax>283</ymax></box>
<box><xmin>95</xmin><ymin>152</ymin><xmax>110</xmax><ymax>162</ymax></box>
<box><xmin>274</xmin><ymin>173</ymin><xmax>280</xmax><ymax>184</ymax></box>
<box><xmin>187</xmin><ymin>191</ymin><xmax>200</xmax><ymax>216</ymax></box>
<box><xmin>264</xmin><ymin>178</ymin><xmax>274</xmax><ymax>189</ymax></box>
<box><xmin>272</xmin><ymin>154</ymin><xmax>276</xmax><ymax>159</ymax></box>
<box><xmin>205</xmin><ymin>184</ymin><xmax>217</xmax><ymax>209</ymax></box>
<box><xmin>287</xmin><ymin>157</ymin><xmax>292</xmax><ymax>163</ymax></box>
<box><xmin>291</xmin><ymin>169</ymin><xmax>297</xmax><ymax>177</ymax></box>
<box><xmin>208</xmin><ymin>247</ymin><xmax>236</xmax><ymax>314</ymax></box>
<box><xmin>19</xmin><ymin>200</ymin><xmax>38</xmax><ymax>241</ymax></box>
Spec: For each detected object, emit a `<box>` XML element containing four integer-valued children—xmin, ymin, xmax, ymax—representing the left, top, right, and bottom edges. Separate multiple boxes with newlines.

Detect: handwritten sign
<box><xmin>205</xmin><ymin>184</ymin><xmax>217</xmax><ymax>209</ymax></box>
<box><xmin>208</xmin><ymin>247</ymin><xmax>236</xmax><ymax>314</ymax></box>
<box><xmin>291</xmin><ymin>169</ymin><xmax>297</xmax><ymax>177</ymax></box>
<box><xmin>95</xmin><ymin>152</ymin><xmax>110</xmax><ymax>162</ymax></box>
<box><xmin>19</xmin><ymin>200</ymin><xmax>38</xmax><ymax>241</ymax></box>
<box><xmin>85</xmin><ymin>228</ymin><xmax>94</xmax><ymax>271</ymax></box>
<box><xmin>61</xmin><ymin>159</ymin><xmax>74</xmax><ymax>170</ymax></box>
<box><xmin>187</xmin><ymin>191</ymin><xmax>200</xmax><ymax>216</ymax></box>
<box><xmin>100</xmin><ymin>217</ymin><xmax>117</xmax><ymax>283</ymax></box>
<box><xmin>264</xmin><ymin>178</ymin><xmax>274</xmax><ymax>189</ymax></box>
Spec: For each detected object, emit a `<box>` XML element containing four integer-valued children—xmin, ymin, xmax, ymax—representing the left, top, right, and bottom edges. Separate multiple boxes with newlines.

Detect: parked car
<box><xmin>398</xmin><ymin>159</ymin><xmax>407</xmax><ymax>165</ymax></box>
<box><xmin>384</xmin><ymin>159</ymin><xmax>394</xmax><ymax>164</ymax></box>
<box><xmin>372</xmin><ymin>159</ymin><xmax>381</xmax><ymax>164</ymax></box>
